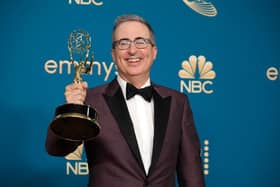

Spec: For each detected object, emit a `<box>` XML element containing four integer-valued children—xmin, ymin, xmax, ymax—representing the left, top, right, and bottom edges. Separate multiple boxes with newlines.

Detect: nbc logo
<box><xmin>68</xmin><ymin>0</ymin><xmax>103</xmax><ymax>6</ymax></box>
<box><xmin>65</xmin><ymin>144</ymin><xmax>89</xmax><ymax>175</ymax></box>
<box><xmin>182</xmin><ymin>0</ymin><xmax>218</xmax><ymax>17</ymax></box>
<box><xmin>178</xmin><ymin>55</ymin><xmax>216</xmax><ymax>94</ymax></box>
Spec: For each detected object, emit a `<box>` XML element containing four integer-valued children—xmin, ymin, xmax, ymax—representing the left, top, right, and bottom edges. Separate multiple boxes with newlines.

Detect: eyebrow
<box><xmin>116</xmin><ymin>37</ymin><xmax>147</xmax><ymax>41</ymax></box>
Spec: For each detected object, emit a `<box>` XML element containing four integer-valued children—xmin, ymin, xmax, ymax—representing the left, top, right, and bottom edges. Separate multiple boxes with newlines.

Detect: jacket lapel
<box><xmin>149</xmin><ymin>87</ymin><xmax>171</xmax><ymax>175</ymax></box>
<box><xmin>102</xmin><ymin>79</ymin><xmax>172</xmax><ymax>176</ymax></box>
<box><xmin>103</xmin><ymin>79</ymin><xmax>145</xmax><ymax>173</ymax></box>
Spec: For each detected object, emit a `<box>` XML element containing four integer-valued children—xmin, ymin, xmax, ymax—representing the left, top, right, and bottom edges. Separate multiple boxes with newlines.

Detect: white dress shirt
<box><xmin>117</xmin><ymin>76</ymin><xmax>154</xmax><ymax>174</ymax></box>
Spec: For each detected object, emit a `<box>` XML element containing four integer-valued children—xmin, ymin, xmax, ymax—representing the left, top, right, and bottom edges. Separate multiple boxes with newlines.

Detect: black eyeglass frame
<box><xmin>112</xmin><ymin>37</ymin><xmax>154</xmax><ymax>50</ymax></box>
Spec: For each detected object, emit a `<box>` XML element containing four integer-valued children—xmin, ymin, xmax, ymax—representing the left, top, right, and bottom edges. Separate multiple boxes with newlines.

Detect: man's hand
<box><xmin>64</xmin><ymin>82</ymin><xmax>88</xmax><ymax>104</ymax></box>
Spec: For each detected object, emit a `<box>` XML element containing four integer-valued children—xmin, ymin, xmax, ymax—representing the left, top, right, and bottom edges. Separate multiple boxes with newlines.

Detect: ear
<box><xmin>152</xmin><ymin>46</ymin><xmax>158</xmax><ymax>60</ymax></box>
<box><xmin>111</xmin><ymin>49</ymin><xmax>116</xmax><ymax>62</ymax></box>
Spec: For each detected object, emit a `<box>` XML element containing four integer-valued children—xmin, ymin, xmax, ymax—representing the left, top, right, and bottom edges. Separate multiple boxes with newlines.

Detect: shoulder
<box><xmin>86</xmin><ymin>78</ymin><xmax>119</xmax><ymax>97</ymax></box>
<box><xmin>153</xmin><ymin>83</ymin><xmax>187</xmax><ymax>101</ymax></box>
<box><xmin>153</xmin><ymin>83</ymin><xmax>193</xmax><ymax>113</ymax></box>
<box><xmin>87</xmin><ymin>83</ymin><xmax>108</xmax><ymax>94</ymax></box>
<box><xmin>85</xmin><ymin>83</ymin><xmax>111</xmax><ymax>105</ymax></box>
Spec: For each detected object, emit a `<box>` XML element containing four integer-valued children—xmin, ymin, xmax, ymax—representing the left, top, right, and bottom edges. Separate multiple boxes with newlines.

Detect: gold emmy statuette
<box><xmin>49</xmin><ymin>29</ymin><xmax>100</xmax><ymax>141</ymax></box>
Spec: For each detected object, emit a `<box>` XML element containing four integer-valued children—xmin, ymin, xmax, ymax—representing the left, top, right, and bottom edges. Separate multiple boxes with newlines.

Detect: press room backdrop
<box><xmin>1</xmin><ymin>0</ymin><xmax>279</xmax><ymax>186</ymax></box>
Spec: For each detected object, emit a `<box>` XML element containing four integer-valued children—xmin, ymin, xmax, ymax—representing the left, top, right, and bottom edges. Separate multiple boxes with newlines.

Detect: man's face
<box><xmin>111</xmin><ymin>21</ymin><xmax>157</xmax><ymax>82</ymax></box>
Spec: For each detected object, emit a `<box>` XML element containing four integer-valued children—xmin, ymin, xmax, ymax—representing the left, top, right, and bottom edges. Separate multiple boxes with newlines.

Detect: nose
<box><xmin>127</xmin><ymin>42</ymin><xmax>137</xmax><ymax>54</ymax></box>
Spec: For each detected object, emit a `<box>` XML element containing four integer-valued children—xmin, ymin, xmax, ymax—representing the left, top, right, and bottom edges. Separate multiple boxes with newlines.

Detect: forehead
<box><xmin>114</xmin><ymin>21</ymin><xmax>150</xmax><ymax>40</ymax></box>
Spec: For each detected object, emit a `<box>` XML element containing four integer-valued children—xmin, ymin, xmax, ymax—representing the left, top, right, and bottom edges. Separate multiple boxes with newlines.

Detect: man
<box><xmin>46</xmin><ymin>14</ymin><xmax>205</xmax><ymax>187</ymax></box>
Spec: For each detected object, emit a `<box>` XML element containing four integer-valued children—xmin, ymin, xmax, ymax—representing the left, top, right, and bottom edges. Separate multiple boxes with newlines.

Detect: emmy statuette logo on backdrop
<box><xmin>49</xmin><ymin>29</ymin><xmax>100</xmax><ymax>142</ymax></box>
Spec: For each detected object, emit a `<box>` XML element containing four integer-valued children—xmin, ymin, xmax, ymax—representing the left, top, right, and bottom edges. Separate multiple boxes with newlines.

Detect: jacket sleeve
<box><xmin>176</xmin><ymin>96</ymin><xmax>205</xmax><ymax>187</ymax></box>
<box><xmin>45</xmin><ymin>126</ymin><xmax>82</xmax><ymax>157</ymax></box>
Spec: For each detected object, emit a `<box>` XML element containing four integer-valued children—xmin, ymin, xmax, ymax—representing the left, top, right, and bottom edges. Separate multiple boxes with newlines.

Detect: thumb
<box><xmin>81</xmin><ymin>81</ymin><xmax>88</xmax><ymax>89</ymax></box>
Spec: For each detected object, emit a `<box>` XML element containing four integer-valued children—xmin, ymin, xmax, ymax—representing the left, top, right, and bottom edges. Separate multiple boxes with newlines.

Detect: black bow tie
<box><xmin>126</xmin><ymin>83</ymin><xmax>153</xmax><ymax>102</ymax></box>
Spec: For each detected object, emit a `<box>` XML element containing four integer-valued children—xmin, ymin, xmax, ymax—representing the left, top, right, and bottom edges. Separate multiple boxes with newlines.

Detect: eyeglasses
<box><xmin>112</xmin><ymin>37</ymin><xmax>154</xmax><ymax>50</ymax></box>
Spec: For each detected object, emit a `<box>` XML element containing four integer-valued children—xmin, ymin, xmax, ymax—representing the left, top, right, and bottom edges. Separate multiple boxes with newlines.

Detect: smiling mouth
<box><xmin>126</xmin><ymin>57</ymin><xmax>141</xmax><ymax>63</ymax></box>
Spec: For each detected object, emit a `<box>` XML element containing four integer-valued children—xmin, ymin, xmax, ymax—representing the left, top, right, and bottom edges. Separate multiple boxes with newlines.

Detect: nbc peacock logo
<box><xmin>178</xmin><ymin>55</ymin><xmax>216</xmax><ymax>94</ymax></box>
<box><xmin>182</xmin><ymin>0</ymin><xmax>218</xmax><ymax>17</ymax></box>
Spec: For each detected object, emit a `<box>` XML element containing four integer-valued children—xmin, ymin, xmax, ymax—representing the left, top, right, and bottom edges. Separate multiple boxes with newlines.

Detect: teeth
<box><xmin>127</xmin><ymin>58</ymin><xmax>140</xmax><ymax>62</ymax></box>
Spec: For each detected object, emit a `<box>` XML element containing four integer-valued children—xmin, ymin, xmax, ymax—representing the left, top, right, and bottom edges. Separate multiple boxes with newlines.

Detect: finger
<box><xmin>65</xmin><ymin>83</ymin><xmax>84</xmax><ymax>92</ymax></box>
<box><xmin>65</xmin><ymin>93</ymin><xmax>85</xmax><ymax>104</ymax></box>
<box><xmin>67</xmin><ymin>90</ymin><xmax>86</xmax><ymax>99</ymax></box>
<box><xmin>81</xmin><ymin>81</ymin><xmax>88</xmax><ymax>89</ymax></box>
<box><xmin>65</xmin><ymin>89</ymin><xmax>86</xmax><ymax>104</ymax></box>
<box><xmin>65</xmin><ymin>90</ymin><xmax>86</xmax><ymax>100</ymax></box>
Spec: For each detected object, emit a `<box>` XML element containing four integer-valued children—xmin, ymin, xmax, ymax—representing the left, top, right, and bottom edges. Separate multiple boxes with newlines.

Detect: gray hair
<box><xmin>112</xmin><ymin>14</ymin><xmax>156</xmax><ymax>46</ymax></box>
